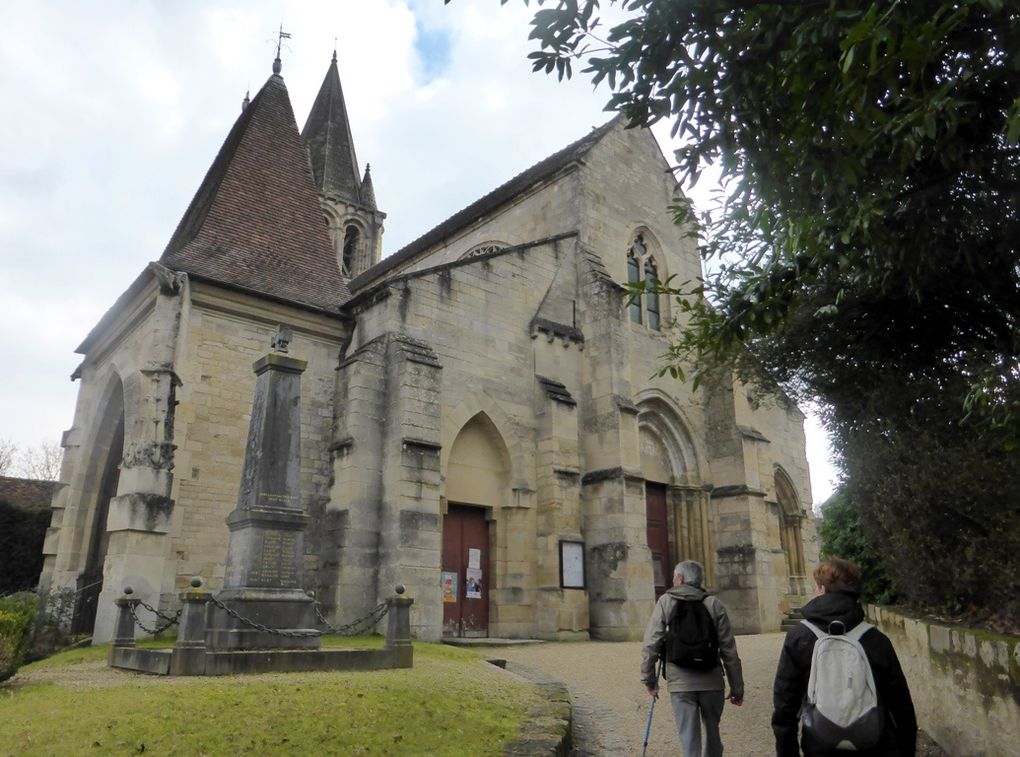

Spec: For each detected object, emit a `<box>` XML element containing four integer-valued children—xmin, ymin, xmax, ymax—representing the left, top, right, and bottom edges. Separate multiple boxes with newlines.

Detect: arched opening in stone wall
<box><xmin>442</xmin><ymin>413</ymin><xmax>510</xmax><ymax>638</ymax></box>
<box><xmin>71</xmin><ymin>374</ymin><xmax>125</xmax><ymax>634</ymax></box>
<box><xmin>638</xmin><ymin>401</ymin><xmax>710</xmax><ymax>595</ymax></box>
<box><xmin>775</xmin><ymin>466</ymin><xmax>808</xmax><ymax>596</ymax></box>
<box><xmin>341</xmin><ymin>224</ymin><xmax>360</xmax><ymax>277</ymax></box>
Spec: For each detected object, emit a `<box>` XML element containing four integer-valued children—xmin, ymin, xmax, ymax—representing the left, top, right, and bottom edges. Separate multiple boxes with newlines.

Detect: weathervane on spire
<box><xmin>272</xmin><ymin>24</ymin><xmax>292</xmax><ymax>75</ymax></box>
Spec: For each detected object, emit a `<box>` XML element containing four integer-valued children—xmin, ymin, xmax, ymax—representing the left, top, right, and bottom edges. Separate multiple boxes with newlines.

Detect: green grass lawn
<box><xmin>0</xmin><ymin>639</ymin><xmax>540</xmax><ymax>756</ymax></box>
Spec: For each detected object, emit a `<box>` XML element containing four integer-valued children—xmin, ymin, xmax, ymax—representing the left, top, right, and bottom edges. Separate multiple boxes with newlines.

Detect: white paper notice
<box><xmin>468</xmin><ymin>548</ymin><xmax>481</xmax><ymax>570</ymax></box>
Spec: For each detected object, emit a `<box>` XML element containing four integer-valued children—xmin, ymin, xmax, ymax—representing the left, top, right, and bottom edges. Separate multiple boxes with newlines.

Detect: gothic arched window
<box><xmin>341</xmin><ymin>225</ymin><xmax>360</xmax><ymax>277</ymax></box>
<box><xmin>627</xmin><ymin>247</ymin><xmax>643</xmax><ymax>324</ymax></box>
<box><xmin>627</xmin><ymin>233</ymin><xmax>662</xmax><ymax>331</ymax></box>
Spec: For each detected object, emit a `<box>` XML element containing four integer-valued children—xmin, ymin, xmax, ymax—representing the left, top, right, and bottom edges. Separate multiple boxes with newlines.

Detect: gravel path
<box><xmin>498</xmin><ymin>635</ymin><xmax>780</xmax><ymax>756</ymax></box>
<box><xmin>496</xmin><ymin>634</ymin><xmax>946</xmax><ymax>757</ymax></box>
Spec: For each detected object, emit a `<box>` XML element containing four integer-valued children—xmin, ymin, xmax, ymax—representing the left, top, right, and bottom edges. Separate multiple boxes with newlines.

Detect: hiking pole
<box><xmin>643</xmin><ymin>658</ymin><xmax>665</xmax><ymax>756</ymax></box>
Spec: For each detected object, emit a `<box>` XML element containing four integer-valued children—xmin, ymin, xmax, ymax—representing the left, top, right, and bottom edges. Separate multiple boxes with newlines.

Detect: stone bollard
<box><xmin>112</xmin><ymin>587</ymin><xmax>141</xmax><ymax>648</ymax></box>
<box><xmin>385</xmin><ymin>584</ymin><xmax>413</xmax><ymax>667</ymax></box>
<box><xmin>170</xmin><ymin>577</ymin><xmax>211</xmax><ymax>675</ymax></box>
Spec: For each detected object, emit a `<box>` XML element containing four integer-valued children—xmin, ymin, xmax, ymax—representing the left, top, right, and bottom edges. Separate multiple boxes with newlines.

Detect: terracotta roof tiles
<box><xmin>161</xmin><ymin>73</ymin><xmax>349</xmax><ymax>311</ymax></box>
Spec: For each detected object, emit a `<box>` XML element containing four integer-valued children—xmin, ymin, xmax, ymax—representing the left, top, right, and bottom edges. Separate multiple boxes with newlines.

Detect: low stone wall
<box><xmin>867</xmin><ymin>605</ymin><xmax>1019</xmax><ymax>757</ymax></box>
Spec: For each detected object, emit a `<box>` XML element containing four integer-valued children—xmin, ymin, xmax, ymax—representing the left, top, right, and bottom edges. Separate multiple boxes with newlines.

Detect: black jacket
<box><xmin>772</xmin><ymin>592</ymin><xmax>917</xmax><ymax>757</ymax></box>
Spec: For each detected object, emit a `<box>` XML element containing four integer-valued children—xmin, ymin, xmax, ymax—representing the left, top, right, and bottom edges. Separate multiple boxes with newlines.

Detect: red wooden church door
<box><xmin>646</xmin><ymin>483</ymin><xmax>672</xmax><ymax>600</ymax></box>
<box><xmin>441</xmin><ymin>505</ymin><xmax>490</xmax><ymax>637</ymax></box>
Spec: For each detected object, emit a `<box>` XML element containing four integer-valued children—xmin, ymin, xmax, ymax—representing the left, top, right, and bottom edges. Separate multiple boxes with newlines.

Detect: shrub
<box><xmin>839</xmin><ymin>403</ymin><xmax>1020</xmax><ymax>633</ymax></box>
<box><xmin>818</xmin><ymin>489</ymin><xmax>895</xmax><ymax>605</ymax></box>
<box><xmin>0</xmin><ymin>593</ymin><xmax>38</xmax><ymax>682</ymax></box>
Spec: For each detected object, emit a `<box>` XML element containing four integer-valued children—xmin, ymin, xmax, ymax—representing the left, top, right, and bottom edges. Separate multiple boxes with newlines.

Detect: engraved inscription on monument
<box><xmin>248</xmin><ymin>531</ymin><xmax>299</xmax><ymax>588</ymax></box>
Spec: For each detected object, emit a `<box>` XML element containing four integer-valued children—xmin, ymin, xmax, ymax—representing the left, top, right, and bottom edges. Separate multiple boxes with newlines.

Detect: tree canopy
<box><xmin>468</xmin><ymin>0</ymin><xmax>1020</xmax><ymax>627</ymax></box>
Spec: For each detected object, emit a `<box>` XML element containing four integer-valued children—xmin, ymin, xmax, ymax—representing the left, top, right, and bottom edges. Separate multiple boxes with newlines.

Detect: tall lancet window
<box><xmin>627</xmin><ymin>233</ymin><xmax>662</xmax><ymax>331</ymax></box>
<box><xmin>341</xmin><ymin>225</ymin><xmax>360</xmax><ymax>277</ymax></box>
<box><xmin>644</xmin><ymin>256</ymin><xmax>661</xmax><ymax>331</ymax></box>
<box><xmin>627</xmin><ymin>246</ymin><xmax>643</xmax><ymax>324</ymax></box>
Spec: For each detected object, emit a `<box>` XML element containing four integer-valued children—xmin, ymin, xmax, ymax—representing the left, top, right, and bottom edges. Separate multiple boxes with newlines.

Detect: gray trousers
<box><xmin>670</xmin><ymin>689</ymin><xmax>725</xmax><ymax>757</ymax></box>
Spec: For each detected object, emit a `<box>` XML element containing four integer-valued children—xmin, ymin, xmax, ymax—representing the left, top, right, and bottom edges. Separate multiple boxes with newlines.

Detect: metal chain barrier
<box><xmin>128</xmin><ymin>600</ymin><xmax>182</xmax><ymax>635</ymax></box>
<box><xmin>313</xmin><ymin>601</ymin><xmax>389</xmax><ymax>636</ymax></box>
<box><xmin>206</xmin><ymin>595</ymin><xmax>390</xmax><ymax>638</ymax></box>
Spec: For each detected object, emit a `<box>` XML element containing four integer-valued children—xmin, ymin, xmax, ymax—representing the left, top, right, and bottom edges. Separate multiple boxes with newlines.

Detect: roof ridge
<box><xmin>349</xmin><ymin>115</ymin><xmax>622</xmax><ymax>292</ymax></box>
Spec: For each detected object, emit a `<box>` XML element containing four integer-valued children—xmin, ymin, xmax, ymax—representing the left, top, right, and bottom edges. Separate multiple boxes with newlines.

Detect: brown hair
<box><xmin>814</xmin><ymin>558</ymin><xmax>863</xmax><ymax>596</ymax></box>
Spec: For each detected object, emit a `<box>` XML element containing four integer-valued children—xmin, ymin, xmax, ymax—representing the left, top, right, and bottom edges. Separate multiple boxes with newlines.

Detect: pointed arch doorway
<box><xmin>441</xmin><ymin>413</ymin><xmax>509</xmax><ymax>638</ymax></box>
<box><xmin>639</xmin><ymin>400</ymin><xmax>708</xmax><ymax>599</ymax></box>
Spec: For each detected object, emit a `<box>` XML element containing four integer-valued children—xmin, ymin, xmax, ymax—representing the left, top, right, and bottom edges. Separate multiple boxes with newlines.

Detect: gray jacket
<box><xmin>640</xmin><ymin>584</ymin><xmax>744</xmax><ymax>698</ymax></box>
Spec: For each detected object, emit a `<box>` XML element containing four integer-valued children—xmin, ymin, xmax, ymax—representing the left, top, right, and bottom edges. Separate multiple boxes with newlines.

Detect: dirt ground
<box><xmin>495</xmin><ymin>634</ymin><xmax>946</xmax><ymax>757</ymax></box>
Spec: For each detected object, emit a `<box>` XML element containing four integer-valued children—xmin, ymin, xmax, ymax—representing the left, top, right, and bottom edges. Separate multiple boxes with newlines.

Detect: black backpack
<box><xmin>663</xmin><ymin>597</ymin><xmax>720</xmax><ymax>670</ymax></box>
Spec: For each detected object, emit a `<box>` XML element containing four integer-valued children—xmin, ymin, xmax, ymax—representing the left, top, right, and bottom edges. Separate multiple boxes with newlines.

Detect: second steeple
<box><xmin>302</xmin><ymin>50</ymin><xmax>385</xmax><ymax>279</ymax></box>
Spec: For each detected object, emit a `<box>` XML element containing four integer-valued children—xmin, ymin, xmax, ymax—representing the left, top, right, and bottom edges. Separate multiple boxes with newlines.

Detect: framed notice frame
<box><xmin>559</xmin><ymin>540</ymin><xmax>586</xmax><ymax>589</ymax></box>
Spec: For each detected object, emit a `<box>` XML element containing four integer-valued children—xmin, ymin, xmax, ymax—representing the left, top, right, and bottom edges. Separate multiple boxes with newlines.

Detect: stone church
<box><xmin>40</xmin><ymin>52</ymin><xmax>817</xmax><ymax>643</ymax></box>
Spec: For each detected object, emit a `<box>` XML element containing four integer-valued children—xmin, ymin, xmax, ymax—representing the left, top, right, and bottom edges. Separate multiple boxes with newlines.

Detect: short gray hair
<box><xmin>674</xmin><ymin>560</ymin><xmax>705</xmax><ymax>587</ymax></box>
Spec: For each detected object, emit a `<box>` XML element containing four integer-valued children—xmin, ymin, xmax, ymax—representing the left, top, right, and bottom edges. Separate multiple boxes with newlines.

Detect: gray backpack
<box><xmin>800</xmin><ymin>619</ymin><xmax>885</xmax><ymax>751</ymax></box>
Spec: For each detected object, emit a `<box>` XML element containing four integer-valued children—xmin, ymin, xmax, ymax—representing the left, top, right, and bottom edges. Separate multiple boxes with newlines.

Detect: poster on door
<box><xmin>465</xmin><ymin>567</ymin><xmax>482</xmax><ymax>599</ymax></box>
<box><xmin>441</xmin><ymin>571</ymin><xmax>458</xmax><ymax>603</ymax></box>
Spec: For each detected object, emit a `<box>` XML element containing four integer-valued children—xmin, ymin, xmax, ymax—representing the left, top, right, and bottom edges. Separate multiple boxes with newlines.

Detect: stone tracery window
<box><xmin>627</xmin><ymin>233</ymin><xmax>661</xmax><ymax>330</ymax></box>
<box><xmin>460</xmin><ymin>242</ymin><xmax>507</xmax><ymax>260</ymax></box>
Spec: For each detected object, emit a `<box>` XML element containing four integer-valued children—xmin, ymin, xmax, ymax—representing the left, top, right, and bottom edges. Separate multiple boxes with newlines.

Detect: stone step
<box><xmin>779</xmin><ymin>607</ymin><xmax>805</xmax><ymax>632</ymax></box>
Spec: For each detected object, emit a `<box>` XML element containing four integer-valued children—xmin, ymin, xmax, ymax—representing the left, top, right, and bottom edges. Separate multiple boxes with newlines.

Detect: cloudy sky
<box><xmin>0</xmin><ymin>0</ymin><xmax>837</xmax><ymax>503</ymax></box>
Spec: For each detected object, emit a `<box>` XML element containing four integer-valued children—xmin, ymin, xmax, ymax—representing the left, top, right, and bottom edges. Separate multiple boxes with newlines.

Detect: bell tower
<box><xmin>302</xmin><ymin>51</ymin><xmax>385</xmax><ymax>279</ymax></box>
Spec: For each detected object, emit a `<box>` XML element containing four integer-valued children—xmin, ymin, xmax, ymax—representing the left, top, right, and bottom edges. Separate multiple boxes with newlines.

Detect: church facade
<box><xmin>40</xmin><ymin>53</ymin><xmax>817</xmax><ymax>643</ymax></box>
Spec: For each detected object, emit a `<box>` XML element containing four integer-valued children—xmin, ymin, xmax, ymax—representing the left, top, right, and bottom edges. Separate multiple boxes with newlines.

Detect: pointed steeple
<box><xmin>302</xmin><ymin>50</ymin><xmax>362</xmax><ymax>203</ymax></box>
<box><xmin>360</xmin><ymin>163</ymin><xmax>376</xmax><ymax>209</ymax></box>
<box><xmin>161</xmin><ymin>70</ymin><xmax>349</xmax><ymax>310</ymax></box>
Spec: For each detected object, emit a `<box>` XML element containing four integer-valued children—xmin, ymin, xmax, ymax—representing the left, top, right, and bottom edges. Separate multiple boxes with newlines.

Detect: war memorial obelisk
<box><xmin>110</xmin><ymin>327</ymin><xmax>412</xmax><ymax>675</ymax></box>
<box><xmin>205</xmin><ymin>328</ymin><xmax>319</xmax><ymax>649</ymax></box>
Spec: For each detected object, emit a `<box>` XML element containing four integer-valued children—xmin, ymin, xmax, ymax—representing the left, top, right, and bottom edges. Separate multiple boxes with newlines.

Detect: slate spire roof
<box><xmin>160</xmin><ymin>68</ymin><xmax>349</xmax><ymax>311</ymax></box>
<box><xmin>302</xmin><ymin>51</ymin><xmax>362</xmax><ymax>204</ymax></box>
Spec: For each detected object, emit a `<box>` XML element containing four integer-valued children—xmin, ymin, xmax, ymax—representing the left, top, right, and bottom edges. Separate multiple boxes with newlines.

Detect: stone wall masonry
<box><xmin>868</xmin><ymin>606</ymin><xmax>1020</xmax><ymax>757</ymax></box>
<box><xmin>327</xmin><ymin>336</ymin><xmax>387</xmax><ymax>621</ymax></box>
<box><xmin>577</xmin><ymin>123</ymin><xmax>701</xmax><ymax>309</ymax></box>
<box><xmin>388</xmin><ymin>171</ymin><xmax>582</xmax><ymax>282</ymax></box>
<box><xmin>376</xmin><ymin>335</ymin><xmax>444</xmax><ymax>640</ymax></box>
<box><xmin>170</xmin><ymin>291</ymin><xmax>346</xmax><ymax>604</ymax></box>
<box><xmin>347</xmin><ymin>240</ymin><xmax>569</xmax><ymax>639</ymax></box>
<box><xmin>43</xmin><ymin>272</ymin><xmax>188</xmax><ymax>641</ymax></box>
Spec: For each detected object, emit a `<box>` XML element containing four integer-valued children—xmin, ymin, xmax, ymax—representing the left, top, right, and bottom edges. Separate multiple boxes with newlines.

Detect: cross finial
<box><xmin>273</xmin><ymin>24</ymin><xmax>291</xmax><ymax>75</ymax></box>
<box><xmin>332</xmin><ymin>37</ymin><xmax>338</xmax><ymax>63</ymax></box>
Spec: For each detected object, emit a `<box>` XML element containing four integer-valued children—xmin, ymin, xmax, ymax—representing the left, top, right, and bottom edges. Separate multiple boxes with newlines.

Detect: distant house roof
<box><xmin>348</xmin><ymin>116</ymin><xmax>622</xmax><ymax>293</ymax></box>
<box><xmin>161</xmin><ymin>69</ymin><xmax>350</xmax><ymax>312</ymax></box>
<box><xmin>0</xmin><ymin>476</ymin><xmax>59</xmax><ymax>513</ymax></box>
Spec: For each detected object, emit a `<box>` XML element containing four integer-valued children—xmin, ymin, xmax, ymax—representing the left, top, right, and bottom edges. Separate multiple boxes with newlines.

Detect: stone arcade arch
<box><xmin>637</xmin><ymin>397</ymin><xmax>714</xmax><ymax>595</ymax></box>
<box><xmin>70</xmin><ymin>373</ymin><xmax>126</xmax><ymax>633</ymax></box>
<box><xmin>775</xmin><ymin>466</ymin><xmax>808</xmax><ymax>595</ymax></box>
<box><xmin>442</xmin><ymin>413</ymin><xmax>511</xmax><ymax>637</ymax></box>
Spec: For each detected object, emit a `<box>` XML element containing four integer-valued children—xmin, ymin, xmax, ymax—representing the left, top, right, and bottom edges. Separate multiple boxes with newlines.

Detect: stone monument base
<box><xmin>109</xmin><ymin>644</ymin><xmax>413</xmax><ymax>676</ymax></box>
<box><xmin>205</xmin><ymin>590</ymin><xmax>320</xmax><ymax>650</ymax></box>
<box><xmin>108</xmin><ymin>588</ymin><xmax>414</xmax><ymax>677</ymax></box>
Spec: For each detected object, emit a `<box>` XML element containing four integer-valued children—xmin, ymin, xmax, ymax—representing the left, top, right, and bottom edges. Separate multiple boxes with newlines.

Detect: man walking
<box><xmin>641</xmin><ymin>560</ymin><xmax>744</xmax><ymax>756</ymax></box>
